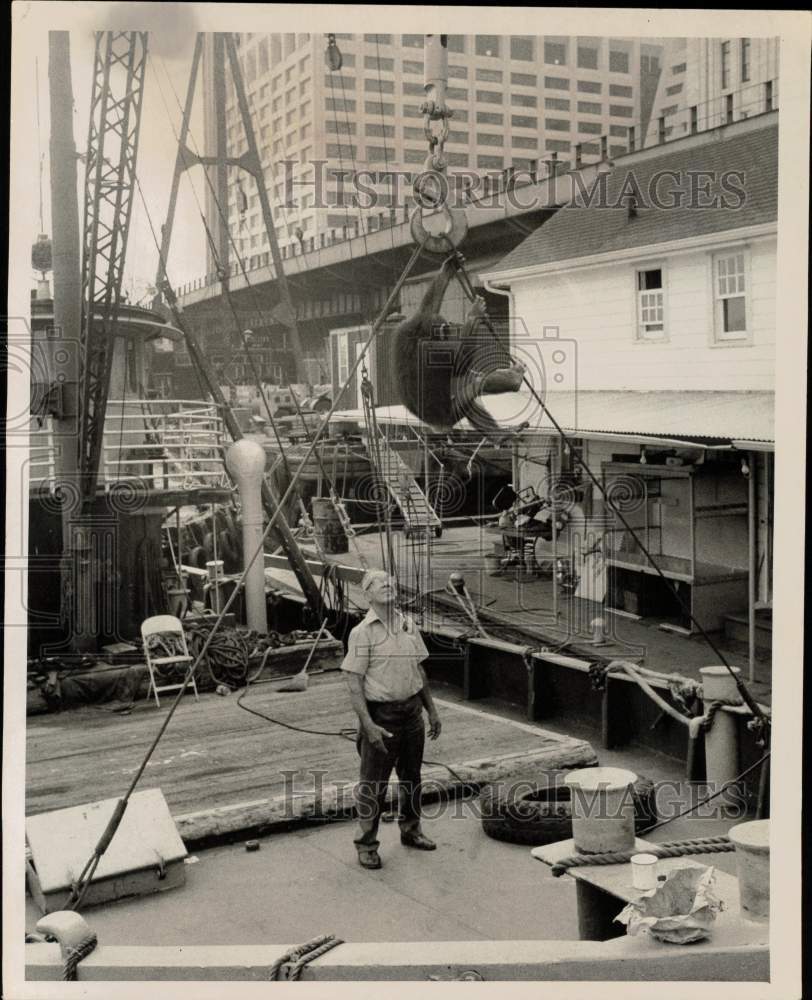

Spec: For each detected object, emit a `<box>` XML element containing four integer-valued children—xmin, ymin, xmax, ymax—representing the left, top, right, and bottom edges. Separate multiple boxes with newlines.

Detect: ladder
<box><xmin>371</xmin><ymin>436</ymin><xmax>441</xmax><ymax>538</ymax></box>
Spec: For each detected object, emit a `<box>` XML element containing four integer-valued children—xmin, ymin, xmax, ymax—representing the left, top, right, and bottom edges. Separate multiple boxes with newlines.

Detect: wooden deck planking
<box><xmin>26</xmin><ymin>674</ymin><xmax>591</xmax><ymax>822</ymax></box>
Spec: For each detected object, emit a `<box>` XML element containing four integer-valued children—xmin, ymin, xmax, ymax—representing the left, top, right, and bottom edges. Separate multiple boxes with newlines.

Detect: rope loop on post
<box><xmin>63</xmin><ymin>933</ymin><xmax>98</xmax><ymax>981</ymax></box>
<box><xmin>268</xmin><ymin>933</ymin><xmax>344</xmax><ymax>981</ymax></box>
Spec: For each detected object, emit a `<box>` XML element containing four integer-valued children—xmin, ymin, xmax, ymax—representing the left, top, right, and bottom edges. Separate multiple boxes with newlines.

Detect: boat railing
<box><xmin>101</xmin><ymin>399</ymin><xmax>228</xmax><ymax>492</ymax></box>
<box><xmin>27</xmin><ymin>400</ymin><xmax>230</xmax><ymax>495</ymax></box>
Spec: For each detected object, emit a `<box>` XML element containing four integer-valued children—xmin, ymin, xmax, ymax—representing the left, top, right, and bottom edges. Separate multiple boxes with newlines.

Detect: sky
<box><xmin>13</xmin><ymin>2</ymin><xmax>211</xmax><ymax>304</ymax></box>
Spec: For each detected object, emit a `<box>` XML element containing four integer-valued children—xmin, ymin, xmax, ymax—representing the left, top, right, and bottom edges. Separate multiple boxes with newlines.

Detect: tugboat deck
<box><xmin>26</xmin><ymin>672</ymin><xmax>597</xmax><ymax>841</ymax></box>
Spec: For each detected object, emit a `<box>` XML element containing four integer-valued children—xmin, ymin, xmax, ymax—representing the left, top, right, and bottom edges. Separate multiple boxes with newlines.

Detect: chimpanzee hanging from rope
<box><xmin>392</xmin><ymin>251</ymin><xmax>526</xmax><ymax>438</ymax></box>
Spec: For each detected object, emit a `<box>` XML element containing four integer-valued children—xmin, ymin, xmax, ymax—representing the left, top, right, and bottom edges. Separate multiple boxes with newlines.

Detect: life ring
<box><xmin>479</xmin><ymin>775</ymin><xmax>658</xmax><ymax>846</ymax></box>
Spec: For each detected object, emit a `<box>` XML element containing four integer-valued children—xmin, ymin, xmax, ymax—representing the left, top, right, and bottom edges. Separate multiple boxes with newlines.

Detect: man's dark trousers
<box><xmin>354</xmin><ymin>693</ymin><xmax>425</xmax><ymax>852</ymax></box>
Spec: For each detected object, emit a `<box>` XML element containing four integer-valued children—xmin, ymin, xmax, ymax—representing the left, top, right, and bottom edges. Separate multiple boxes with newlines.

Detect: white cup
<box><xmin>630</xmin><ymin>853</ymin><xmax>658</xmax><ymax>890</ymax></box>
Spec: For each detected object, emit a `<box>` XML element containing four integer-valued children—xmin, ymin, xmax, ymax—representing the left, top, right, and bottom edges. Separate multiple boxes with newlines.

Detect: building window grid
<box><xmin>511</xmin><ymin>36</ymin><xmax>534</xmax><ymax>61</ymax></box>
<box><xmin>230</xmin><ymin>36</ymin><xmax>694</xmax><ymax>244</ymax></box>
<box><xmin>476</xmin><ymin>35</ymin><xmax>500</xmax><ymax>58</ymax></box>
<box><xmin>544</xmin><ymin>41</ymin><xmax>568</xmax><ymax>66</ymax></box>
<box><xmin>577</xmin><ymin>46</ymin><xmax>599</xmax><ymax>70</ymax></box>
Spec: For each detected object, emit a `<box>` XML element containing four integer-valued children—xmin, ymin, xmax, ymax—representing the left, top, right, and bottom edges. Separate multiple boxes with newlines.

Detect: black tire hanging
<box><xmin>479</xmin><ymin>775</ymin><xmax>658</xmax><ymax>847</ymax></box>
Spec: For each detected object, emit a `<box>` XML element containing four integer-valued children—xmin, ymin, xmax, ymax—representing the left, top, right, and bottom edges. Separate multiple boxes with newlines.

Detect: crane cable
<box><xmin>359</xmin><ymin>364</ymin><xmax>397</xmax><ymax>577</ymax></box>
<box><xmin>287</xmin><ymin>386</ymin><xmax>372</xmax><ymax>572</ymax></box>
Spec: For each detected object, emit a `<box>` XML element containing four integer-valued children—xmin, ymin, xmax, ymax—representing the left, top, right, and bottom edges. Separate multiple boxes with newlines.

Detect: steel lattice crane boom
<box><xmin>78</xmin><ymin>31</ymin><xmax>148</xmax><ymax>500</ymax></box>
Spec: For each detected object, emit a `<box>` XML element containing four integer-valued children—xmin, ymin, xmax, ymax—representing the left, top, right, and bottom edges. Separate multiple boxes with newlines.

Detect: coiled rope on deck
<box><xmin>550</xmin><ymin>835</ymin><xmax>734</xmax><ymax>878</ymax></box>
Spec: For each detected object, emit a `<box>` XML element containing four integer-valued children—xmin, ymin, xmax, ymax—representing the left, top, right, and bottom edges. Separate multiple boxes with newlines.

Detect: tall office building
<box><xmin>647</xmin><ymin>37</ymin><xmax>779</xmax><ymax>143</ymax></box>
<box><xmin>204</xmin><ymin>34</ymin><xmax>664</xmax><ymax>269</ymax></box>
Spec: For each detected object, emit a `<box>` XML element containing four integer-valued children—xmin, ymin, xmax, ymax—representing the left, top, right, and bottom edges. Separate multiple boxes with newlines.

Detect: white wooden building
<box><xmin>482</xmin><ymin>111</ymin><xmax>777</xmax><ymax>665</ymax></box>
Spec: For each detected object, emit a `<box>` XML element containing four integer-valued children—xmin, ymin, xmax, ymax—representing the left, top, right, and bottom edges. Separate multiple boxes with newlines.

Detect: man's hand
<box><xmin>427</xmin><ymin>711</ymin><xmax>442</xmax><ymax>740</ymax></box>
<box><xmin>364</xmin><ymin>721</ymin><xmax>393</xmax><ymax>753</ymax></box>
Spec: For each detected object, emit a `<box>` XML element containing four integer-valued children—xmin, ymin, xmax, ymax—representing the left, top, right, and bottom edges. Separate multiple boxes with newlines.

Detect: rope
<box><xmin>236</xmin><ymin>653</ymin><xmax>473</xmax><ymax>787</ymax></box>
<box><xmin>62</xmin><ymin>931</ymin><xmax>98</xmax><ymax>980</ymax></box>
<box><xmin>360</xmin><ymin>369</ymin><xmax>398</xmax><ymax>579</ymax></box>
<box><xmin>593</xmin><ymin>660</ymin><xmax>770</xmax><ymax>738</ymax></box>
<box><xmin>608</xmin><ymin>660</ymin><xmax>694</xmax><ymax>729</ymax></box>
<box><xmin>550</xmin><ymin>836</ymin><xmax>734</xmax><ymax>878</ymax></box>
<box><xmin>268</xmin><ymin>933</ymin><xmax>344</xmax><ymax>981</ymax></box>
<box><xmin>637</xmin><ymin>750</ymin><xmax>771</xmax><ymax>837</ymax></box>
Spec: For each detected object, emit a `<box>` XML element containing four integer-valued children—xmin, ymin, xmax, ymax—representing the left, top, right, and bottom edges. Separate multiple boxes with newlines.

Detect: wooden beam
<box><xmin>264</xmin><ymin>553</ymin><xmax>366</xmax><ymax>585</ymax></box>
<box><xmin>172</xmin><ymin>737</ymin><xmax>598</xmax><ymax>844</ymax></box>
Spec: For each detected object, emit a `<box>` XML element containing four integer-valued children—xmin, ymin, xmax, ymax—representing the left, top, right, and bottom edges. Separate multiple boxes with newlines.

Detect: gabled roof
<box><xmin>490</xmin><ymin>120</ymin><xmax>778</xmax><ymax>275</ymax></box>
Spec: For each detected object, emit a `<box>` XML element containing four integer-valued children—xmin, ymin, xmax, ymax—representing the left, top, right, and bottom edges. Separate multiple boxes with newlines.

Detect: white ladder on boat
<box><xmin>370</xmin><ymin>436</ymin><xmax>441</xmax><ymax>537</ymax></box>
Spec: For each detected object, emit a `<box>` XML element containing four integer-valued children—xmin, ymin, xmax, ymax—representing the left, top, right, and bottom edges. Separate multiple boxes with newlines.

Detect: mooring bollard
<box><xmin>699</xmin><ymin>666</ymin><xmax>741</xmax><ymax>789</ymax></box>
<box><xmin>564</xmin><ymin>767</ymin><xmax>638</xmax><ymax>854</ymax></box>
<box><xmin>729</xmin><ymin>819</ymin><xmax>769</xmax><ymax>922</ymax></box>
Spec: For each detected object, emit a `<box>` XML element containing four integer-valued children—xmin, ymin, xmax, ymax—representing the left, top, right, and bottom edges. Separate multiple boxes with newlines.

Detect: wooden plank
<box><xmin>25</xmin><ymin>675</ymin><xmax>596</xmax><ymax>841</ymax></box>
<box><xmin>173</xmin><ymin>738</ymin><xmax>598</xmax><ymax>842</ymax></box>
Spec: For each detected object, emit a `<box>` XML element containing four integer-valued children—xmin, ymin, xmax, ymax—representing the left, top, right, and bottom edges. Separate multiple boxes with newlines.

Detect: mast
<box><xmin>47</xmin><ymin>31</ymin><xmax>82</xmax><ymax>648</ymax></box>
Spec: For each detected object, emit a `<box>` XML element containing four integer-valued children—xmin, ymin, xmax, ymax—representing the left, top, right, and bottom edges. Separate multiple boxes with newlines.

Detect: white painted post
<box><xmin>225</xmin><ymin>438</ymin><xmax>268</xmax><ymax>632</ymax></box>
<box><xmin>729</xmin><ymin>819</ymin><xmax>769</xmax><ymax>921</ymax></box>
<box><xmin>700</xmin><ymin>665</ymin><xmax>741</xmax><ymax>788</ymax></box>
<box><xmin>564</xmin><ymin>766</ymin><xmax>637</xmax><ymax>853</ymax></box>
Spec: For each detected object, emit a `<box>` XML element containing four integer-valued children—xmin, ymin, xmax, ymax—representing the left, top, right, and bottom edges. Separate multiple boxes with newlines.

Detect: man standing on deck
<box><xmin>342</xmin><ymin>569</ymin><xmax>442</xmax><ymax>870</ymax></box>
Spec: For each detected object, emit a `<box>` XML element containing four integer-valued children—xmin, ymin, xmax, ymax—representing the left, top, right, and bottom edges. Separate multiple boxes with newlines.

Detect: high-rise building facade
<box><xmin>205</xmin><ymin>34</ymin><xmax>664</xmax><ymax>269</ymax></box>
<box><xmin>647</xmin><ymin>37</ymin><xmax>780</xmax><ymax>144</ymax></box>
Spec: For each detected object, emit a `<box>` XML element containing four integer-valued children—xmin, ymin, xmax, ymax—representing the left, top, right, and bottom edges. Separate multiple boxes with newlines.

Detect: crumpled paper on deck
<box><xmin>615</xmin><ymin>866</ymin><xmax>725</xmax><ymax>944</ymax></box>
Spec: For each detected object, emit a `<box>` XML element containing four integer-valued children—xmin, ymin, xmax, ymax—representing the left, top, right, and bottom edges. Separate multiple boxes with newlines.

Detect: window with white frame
<box><xmin>713</xmin><ymin>251</ymin><xmax>748</xmax><ymax>341</ymax></box>
<box><xmin>636</xmin><ymin>267</ymin><xmax>665</xmax><ymax>339</ymax></box>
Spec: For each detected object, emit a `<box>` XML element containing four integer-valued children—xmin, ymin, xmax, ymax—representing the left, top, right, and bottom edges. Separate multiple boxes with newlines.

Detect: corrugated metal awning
<box><xmin>333</xmin><ymin>390</ymin><xmax>774</xmax><ymax>447</ymax></box>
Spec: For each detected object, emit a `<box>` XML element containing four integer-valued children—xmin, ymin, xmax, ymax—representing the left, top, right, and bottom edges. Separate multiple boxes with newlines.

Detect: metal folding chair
<box><xmin>140</xmin><ymin>614</ymin><xmax>199</xmax><ymax>708</ymax></box>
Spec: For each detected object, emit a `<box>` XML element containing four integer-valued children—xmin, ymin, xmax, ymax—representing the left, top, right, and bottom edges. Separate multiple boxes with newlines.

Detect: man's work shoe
<box><xmin>400</xmin><ymin>833</ymin><xmax>437</xmax><ymax>851</ymax></box>
<box><xmin>357</xmin><ymin>849</ymin><xmax>382</xmax><ymax>870</ymax></box>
